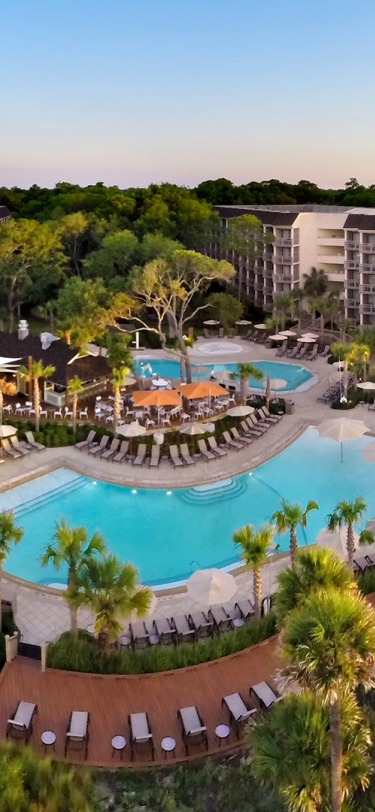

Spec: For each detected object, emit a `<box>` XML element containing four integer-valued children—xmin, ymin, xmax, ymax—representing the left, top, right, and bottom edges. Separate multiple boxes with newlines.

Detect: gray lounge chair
<box><xmin>231</xmin><ymin>427</ymin><xmax>252</xmax><ymax>446</ymax></box>
<box><xmin>276</xmin><ymin>340</ymin><xmax>287</xmax><ymax>356</ymax></box>
<box><xmin>180</xmin><ymin>443</ymin><xmax>195</xmax><ymax>465</ymax></box>
<box><xmin>309</xmin><ymin>344</ymin><xmax>318</xmax><ymax>360</ymax></box>
<box><xmin>208</xmin><ymin>436</ymin><xmax>227</xmax><ymax>457</ymax></box>
<box><xmin>198</xmin><ymin>439</ymin><xmax>215</xmax><ymax>461</ymax></box>
<box><xmin>65</xmin><ymin>710</ymin><xmax>90</xmax><ymax>758</ymax></box>
<box><xmin>25</xmin><ymin>431</ymin><xmax>45</xmax><ymax>451</ymax></box>
<box><xmin>250</xmin><ymin>681</ymin><xmax>280</xmax><ymax>710</ymax></box>
<box><xmin>101</xmin><ymin>438</ymin><xmax>120</xmax><ymax>460</ymax></box>
<box><xmin>297</xmin><ymin>344</ymin><xmax>307</xmax><ymax>359</ymax></box>
<box><xmin>261</xmin><ymin>406</ymin><xmax>282</xmax><ymax>422</ymax></box>
<box><xmin>170</xmin><ymin>445</ymin><xmax>184</xmax><ymax>467</ymax></box>
<box><xmin>321</xmin><ymin>344</ymin><xmax>330</xmax><ymax>357</ymax></box>
<box><xmin>235</xmin><ymin>599</ymin><xmax>255</xmax><ymax>619</ymax></box>
<box><xmin>209</xmin><ymin>605</ymin><xmax>233</xmax><ymax>633</ymax></box>
<box><xmin>113</xmin><ymin>440</ymin><xmax>129</xmax><ymax>462</ymax></box>
<box><xmin>2</xmin><ymin>439</ymin><xmax>21</xmax><ymax>458</ymax></box>
<box><xmin>89</xmin><ymin>435</ymin><xmax>109</xmax><ymax>455</ymax></box>
<box><xmin>75</xmin><ymin>430</ymin><xmax>96</xmax><ymax>451</ymax></box>
<box><xmin>6</xmin><ymin>701</ymin><xmax>37</xmax><ymax>743</ymax></box>
<box><xmin>241</xmin><ymin>420</ymin><xmax>261</xmax><ymax>438</ymax></box>
<box><xmin>130</xmin><ymin>620</ymin><xmax>149</xmax><ymax>648</ymax></box>
<box><xmin>171</xmin><ymin>614</ymin><xmax>196</xmax><ymax>642</ymax></box>
<box><xmin>248</xmin><ymin>415</ymin><xmax>268</xmax><ymax>433</ymax></box>
<box><xmin>178</xmin><ymin>705</ymin><xmax>208</xmax><ymax>755</ymax></box>
<box><xmin>133</xmin><ymin>443</ymin><xmax>147</xmax><ymax>466</ymax></box>
<box><xmin>129</xmin><ymin>712</ymin><xmax>154</xmax><ymax>761</ymax></box>
<box><xmin>223</xmin><ymin>430</ymin><xmax>243</xmax><ymax>450</ymax></box>
<box><xmin>222</xmin><ymin>693</ymin><xmax>257</xmax><ymax>738</ymax></box>
<box><xmin>149</xmin><ymin>445</ymin><xmax>161</xmax><ymax>467</ymax></box>
<box><xmin>287</xmin><ymin>345</ymin><xmax>299</xmax><ymax>358</ymax></box>
<box><xmin>10</xmin><ymin>436</ymin><xmax>29</xmax><ymax>455</ymax></box>
<box><xmin>152</xmin><ymin>617</ymin><xmax>176</xmax><ymax>645</ymax></box>
<box><xmin>188</xmin><ymin>610</ymin><xmax>213</xmax><ymax>638</ymax></box>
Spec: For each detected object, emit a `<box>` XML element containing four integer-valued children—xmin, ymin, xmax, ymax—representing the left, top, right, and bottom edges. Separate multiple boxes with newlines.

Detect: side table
<box><xmin>161</xmin><ymin>736</ymin><xmax>176</xmax><ymax>759</ymax></box>
<box><xmin>215</xmin><ymin>724</ymin><xmax>230</xmax><ymax>747</ymax></box>
<box><xmin>233</xmin><ymin>617</ymin><xmax>244</xmax><ymax>628</ymax></box>
<box><xmin>41</xmin><ymin>730</ymin><xmax>56</xmax><ymax>753</ymax></box>
<box><xmin>111</xmin><ymin>735</ymin><xmax>127</xmax><ymax>759</ymax></box>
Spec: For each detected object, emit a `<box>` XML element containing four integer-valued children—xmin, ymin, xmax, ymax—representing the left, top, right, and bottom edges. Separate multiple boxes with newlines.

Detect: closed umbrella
<box><xmin>0</xmin><ymin>425</ymin><xmax>17</xmax><ymax>438</ymax></box>
<box><xmin>316</xmin><ymin>526</ymin><xmax>359</xmax><ymax>560</ymax></box>
<box><xmin>227</xmin><ymin>405</ymin><xmax>255</xmax><ymax>417</ymax></box>
<box><xmin>315</xmin><ymin>418</ymin><xmax>370</xmax><ymax>462</ymax></box>
<box><xmin>186</xmin><ymin>567</ymin><xmax>237</xmax><ymax>607</ymax></box>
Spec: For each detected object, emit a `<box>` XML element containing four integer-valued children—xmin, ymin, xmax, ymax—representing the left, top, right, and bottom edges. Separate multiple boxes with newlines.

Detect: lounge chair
<box><xmin>152</xmin><ymin>617</ymin><xmax>176</xmax><ymax>645</ymax></box>
<box><xmin>25</xmin><ymin>431</ymin><xmax>45</xmax><ymax>451</ymax></box>
<box><xmin>223</xmin><ymin>430</ymin><xmax>243</xmax><ymax>451</ymax></box>
<box><xmin>241</xmin><ymin>420</ymin><xmax>261</xmax><ymax>438</ymax></box>
<box><xmin>65</xmin><ymin>710</ymin><xmax>90</xmax><ymax>758</ymax></box>
<box><xmin>133</xmin><ymin>443</ymin><xmax>147</xmax><ymax>466</ymax></box>
<box><xmin>113</xmin><ymin>440</ymin><xmax>129</xmax><ymax>463</ymax></box>
<box><xmin>130</xmin><ymin>620</ymin><xmax>149</xmax><ymax>648</ymax></box>
<box><xmin>188</xmin><ymin>610</ymin><xmax>213</xmax><ymax>638</ymax></box>
<box><xmin>209</xmin><ymin>605</ymin><xmax>233</xmax><ymax>633</ymax></box>
<box><xmin>6</xmin><ymin>701</ymin><xmax>37</xmax><ymax>743</ymax></box>
<box><xmin>208</xmin><ymin>436</ymin><xmax>227</xmax><ymax>457</ymax></box>
<box><xmin>178</xmin><ymin>705</ymin><xmax>208</xmax><ymax>755</ymax></box>
<box><xmin>261</xmin><ymin>406</ymin><xmax>282</xmax><ymax>423</ymax></box>
<box><xmin>309</xmin><ymin>344</ymin><xmax>318</xmax><ymax>360</ymax></box>
<box><xmin>287</xmin><ymin>345</ymin><xmax>299</xmax><ymax>358</ymax></box>
<box><xmin>10</xmin><ymin>436</ymin><xmax>30</xmax><ymax>455</ymax></box>
<box><xmin>2</xmin><ymin>439</ymin><xmax>21</xmax><ymax>458</ymax></box>
<box><xmin>171</xmin><ymin>614</ymin><xmax>196</xmax><ymax>643</ymax></box>
<box><xmin>149</xmin><ymin>445</ymin><xmax>161</xmax><ymax>467</ymax></box>
<box><xmin>235</xmin><ymin>599</ymin><xmax>255</xmax><ymax>619</ymax></box>
<box><xmin>180</xmin><ymin>443</ymin><xmax>195</xmax><ymax>465</ymax></box>
<box><xmin>231</xmin><ymin>427</ymin><xmax>252</xmax><ymax>446</ymax></box>
<box><xmin>170</xmin><ymin>445</ymin><xmax>184</xmax><ymax>467</ymax></box>
<box><xmin>222</xmin><ymin>693</ymin><xmax>257</xmax><ymax>738</ymax></box>
<box><xmin>101</xmin><ymin>438</ymin><xmax>120</xmax><ymax>460</ymax></box>
<box><xmin>320</xmin><ymin>344</ymin><xmax>331</xmax><ymax>357</ymax></box>
<box><xmin>250</xmin><ymin>681</ymin><xmax>280</xmax><ymax>711</ymax></box>
<box><xmin>219</xmin><ymin>327</ymin><xmax>225</xmax><ymax>338</ymax></box>
<box><xmin>203</xmin><ymin>328</ymin><xmax>211</xmax><ymax>339</ymax></box>
<box><xmin>198</xmin><ymin>439</ymin><xmax>215</xmax><ymax>461</ymax></box>
<box><xmin>297</xmin><ymin>344</ymin><xmax>307</xmax><ymax>359</ymax></box>
<box><xmin>75</xmin><ymin>430</ymin><xmax>96</xmax><ymax>451</ymax></box>
<box><xmin>88</xmin><ymin>435</ymin><xmax>109</xmax><ymax>455</ymax></box>
<box><xmin>129</xmin><ymin>712</ymin><xmax>154</xmax><ymax>761</ymax></box>
<box><xmin>276</xmin><ymin>340</ymin><xmax>287</xmax><ymax>357</ymax></box>
<box><xmin>248</xmin><ymin>414</ymin><xmax>268</xmax><ymax>433</ymax></box>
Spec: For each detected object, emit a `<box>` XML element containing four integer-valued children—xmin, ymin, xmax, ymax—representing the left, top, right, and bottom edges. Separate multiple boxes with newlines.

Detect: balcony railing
<box><xmin>274</xmin><ymin>256</ymin><xmax>292</xmax><ymax>264</ymax></box>
<box><xmin>360</xmin><ymin>304</ymin><xmax>375</xmax><ymax>315</ymax></box>
<box><xmin>360</xmin><ymin>285</ymin><xmax>375</xmax><ymax>294</ymax></box>
<box><xmin>345</xmin><ymin>241</ymin><xmax>361</xmax><ymax>250</ymax></box>
<box><xmin>344</xmin><ymin>260</ymin><xmax>360</xmax><ymax>270</ymax></box>
<box><xmin>275</xmin><ymin>274</ymin><xmax>292</xmax><ymax>282</ymax></box>
<box><xmin>274</xmin><ymin>238</ymin><xmax>292</xmax><ymax>246</ymax></box>
<box><xmin>263</xmin><ymin>252</ymin><xmax>274</xmax><ymax>261</ymax></box>
<box><xmin>361</xmin><ymin>243</ymin><xmax>375</xmax><ymax>253</ymax></box>
<box><xmin>345</xmin><ymin>280</ymin><xmax>360</xmax><ymax>289</ymax></box>
<box><xmin>344</xmin><ymin>299</ymin><xmax>360</xmax><ymax>308</ymax></box>
<box><xmin>360</xmin><ymin>264</ymin><xmax>375</xmax><ymax>273</ymax></box>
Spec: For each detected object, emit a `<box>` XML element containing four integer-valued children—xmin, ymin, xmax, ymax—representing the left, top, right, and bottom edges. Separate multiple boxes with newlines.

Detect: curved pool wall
<box><xmin>2</xmin><ymin>428</ymin><xmax>375</xmax><ymax>588</ymax></box>
<box><xmin>134</xmin><ymin>358</ymin><xmax>313</xmax><ymax>392</ymax></box>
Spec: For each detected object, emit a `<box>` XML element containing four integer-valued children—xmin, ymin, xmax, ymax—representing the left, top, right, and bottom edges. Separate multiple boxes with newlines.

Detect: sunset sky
<box><xmin>1</xmin><ymin>0</ymin><xmax>374</xmax><ymax>189</ymax></box>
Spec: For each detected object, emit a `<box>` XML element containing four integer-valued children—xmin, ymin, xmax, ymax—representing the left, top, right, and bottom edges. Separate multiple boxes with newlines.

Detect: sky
<box><xmin>1</xmin><ymin>0</ymin><xmax>375</xmax><ymax>190</ymax></box>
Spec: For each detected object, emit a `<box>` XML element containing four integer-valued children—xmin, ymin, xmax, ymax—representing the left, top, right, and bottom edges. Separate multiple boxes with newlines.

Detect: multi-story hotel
<box><xmin>207</xmin><ymin>205</ymin><xmax>375</xmax><ymax>326</ymax></box>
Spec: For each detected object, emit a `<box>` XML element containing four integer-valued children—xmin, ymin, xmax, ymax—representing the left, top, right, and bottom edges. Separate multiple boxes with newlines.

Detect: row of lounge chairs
<box><xmin>6</xmin><ymin>679</ymin><xmax>280</xmax><ymax>759</ymax></box>
<box><xmin>317</xmin><ymin>374</ymin><xmax>355</xmax><ymax>403</ymax></box>
<box><xmin>1</xmin><ymin>432</ymin><xmax>45</xmax><ymax>460</ymax></box>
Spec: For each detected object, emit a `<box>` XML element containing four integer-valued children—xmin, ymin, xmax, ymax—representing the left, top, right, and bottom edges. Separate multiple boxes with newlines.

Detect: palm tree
<box><xmin>230</xmin><ymin>362</ymin><xmax>263</xmax><ymax>405</ymax></box>
<box><xmin>18</xmin><ymin>360</ymin><xmax>56</xmax><ymax>431</ymax></box>
<box><xmin>250</xmin><ymin>690</ymin><xmax>372</xmax><ymax>812</ymax></box>
<box><xmin>275</xmin><ymin>547</ymin><xmax>356</xmax><ymax>624</ymax></box>
<box><xmin>303</xmin><ymin>267</ymin><xmax>329</xmax><ymax>298</ymax></box>
<box><xmin>40</xmin><ymin>518</ymin><xmax>106</xmax><ymax>634</ymax></box>
<box><xmin>272</xmin><ymin>498</ymin><xmax>319</xmax><ymax>565</ymax></box>
<box><xmin>112</xmin><ymin>366</ymin><xmax>129</xmax><ymax>436</ymax></box>
<box><xmin>106</xmin><ymin>333</ymin><xmax>135</xmax><ymax>432</ymax></box>
<box><xmin>326</xmin><ymin>498</ymin><xmax>374</xmax><ymax>571</ymax></box>
<box><xmin>282</xmin><ymin>588</ymin><xmax>375</xmax><ymax>812</ymax></box>
<box><xmin>0</xmin><ymin>511</ymin><xmax>23</xmax><ymax>632</ymax></box>
<box><xmin>274</xmin><ymin>293</ymin><xmax>293</xmax><ymax>331</ymax></box>
<box><xmin>76</xmin><ymin>554</ymin><xmax>152</xmax><ymax>652</ymax></box>
<box><xmin>67</xmin><ymin>376</ymin><xmax>84</xmax><ymax>432</ymax></box>
<box><xmin>232</xmin><ymin>523</ymin><xmax>274</xmax><ymax>618</ymax></box>
<box><xmin>0</xmin><ymin>377</ymin><xmax>17</xmax><ymax>425</ymax></box>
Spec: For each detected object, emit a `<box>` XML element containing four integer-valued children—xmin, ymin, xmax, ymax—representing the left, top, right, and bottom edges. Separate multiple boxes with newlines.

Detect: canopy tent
<box><xmin>176</xmin><ymin>382</ymin><xmax>229</xmax><ymax>399</ymax></box>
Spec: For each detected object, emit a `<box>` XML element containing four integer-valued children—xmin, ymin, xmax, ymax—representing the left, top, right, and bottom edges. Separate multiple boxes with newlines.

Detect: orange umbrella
<box><xmin>133</xmin><ymin>390</ymin><xmax>182</xmax><ymax>407</ymax></box>
<box><xmin>175</xmin><ymin>382</ymin><xmax>228</xmax><ymax>399</ymax></box>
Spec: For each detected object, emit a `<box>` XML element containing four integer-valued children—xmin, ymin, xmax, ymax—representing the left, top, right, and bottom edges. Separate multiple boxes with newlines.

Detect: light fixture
<box><xmin>166</xmin><ymin>491</ymin><xmax>172</xmax><ymax>496</ymax></box>
<box><xmin>132</xmin><ymin>489</ymin><xmax>137</xmax><ymax>494</ymax></box>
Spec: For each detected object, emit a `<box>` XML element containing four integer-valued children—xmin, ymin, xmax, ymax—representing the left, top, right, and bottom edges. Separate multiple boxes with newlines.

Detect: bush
<box><xmin>3</xmin><ymin>419</ymin><xmax>111</xmax><ymax>449</ymax></box>
<box><xmin>47</xmin><ymin>612</ymin><xmax>277</xmax><ymax>675</ymax></box>
<box><xmin>331</xmin><ymin>386</ymin><xmax>373</xmax><ymax>410</ymax></box>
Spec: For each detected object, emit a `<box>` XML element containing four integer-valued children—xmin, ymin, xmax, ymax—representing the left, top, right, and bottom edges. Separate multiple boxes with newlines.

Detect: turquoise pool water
<box><xmin>134</xmin><ymin>358</ymin><xmax>312</xmax><ymax>391</ymax></box>
<box><xmin>2</xmin><ymin>427</ymin><xmax>375</xmax><ymax>587</ymax></box>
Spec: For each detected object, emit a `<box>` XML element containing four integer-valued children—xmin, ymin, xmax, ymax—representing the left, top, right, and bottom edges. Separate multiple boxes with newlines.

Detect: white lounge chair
<box><xmin>113</xmin><ymin>440</ymin><xmax>129</xmax><ymax>462</ymax></box>
<box><xmin>222</xmin><ymin>692</ymin><xmax>257</xmax><ymax>738</ymax></box>
<box><xmin>129</xmin><ymin>712</ymin><xmax>154</xmax><ymax>761</ymax></box>
<box><xmin>6</xmin><ymin>701</ymin><xmax>37</xmax><ymax>743</ymax></box>
<box><xmin>88</xmin><ymin>435</ymin><xmax>109</xmax><ymax>456</ymax></box>
<box><xmin>178</xmin><ymin>705</ymin><xmax>208</xmax><ymax>755</ymax></box>
<box><xmin>149</xmin><ymin>445</ymin><xmax>161</xmax><ymax>467</ymax></box>
<box><xmin>65</xmin><ymin>710</ymin><xmax>90</xmax><ymax>759</ymax></box>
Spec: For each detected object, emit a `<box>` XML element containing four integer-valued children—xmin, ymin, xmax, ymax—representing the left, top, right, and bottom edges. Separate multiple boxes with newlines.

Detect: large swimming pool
<box><xmin>134</xmin><ymin>358</ymin><xmax>313</xmax><ymax>391</ymax></box>
<box><xmin>2</xmin><ymin>428</ymin><xmax>375</xmax><ymax>587</ymax></box>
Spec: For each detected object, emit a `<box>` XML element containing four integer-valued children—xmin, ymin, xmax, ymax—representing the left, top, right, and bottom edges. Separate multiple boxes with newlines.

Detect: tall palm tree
<box><xmin>230</xmin><ymin>362</ymin><xmax>263</xmax><ymax>405</ymax></box>
<box><xmin>326</xmin><ymin>498</ymin><xmax>374</xmax><ymax>571</ymax></box>
<box><xmin>67</xmin><ymin>375</ymin><xmax>84</xmax><ymax>432</ymax></box>
<box><xmin>272</xmin><ymin>498</ymin><xmax>319</xmax><ymax>564</ymax></box>
<box><xmin>274</xmin><ymin>293</ymin><xmax>293</xmax><ymax>331</ymax></box>
<box><xmin>106</xmin><ymin>333</ymin><xmax>135</xmax><ymax>433</ymax></box>
<box><xmin>250</xmin><ymin>690</ymin><xmax>372</xmax><ymax>812</ymax></box>
<box><xmin>18</xmin><ymin>360</ymin><xmax>56</xmax><ymax>431</ymax></box>
<box><xmin>275</xmin><ymin>547</ymin><xmax>356</xmax><ymax>624</ymax></box>
<box><xmin>76</xmin><ymin>554</ymin><xmax>152</xmax><ymax>652</ymax></box>
<box><xmin>0</xmin><ymin>377</ymin><xmax>17</xmax><ymax>426</ymax></box>
<box><xmin>0</xmin><ymin>511</ymin><xmax>23</xmax><ymax>632</ymax></box>
<box><xmin>232</xmin><ymin>523</ymin><xmax>274</xmax><ymax>618</ymax></box>
<box><xmin>282</xmin><ymin>588</ymin><xmax>375</xmax><ymax>812</ymax></box>
<box><xmin>303</xmin><ymin>267</ymin><xmax>329</xmax><ymax>298</ymax></box>
<box><xmin>112</xmin><ymin>366</ymin><xmax>129</xmax><ymax>436</ymax></box>
<box><xmin>40</xmin><ymin>518</ymin><xmax>106</xmax><ymax>634</ymax></box>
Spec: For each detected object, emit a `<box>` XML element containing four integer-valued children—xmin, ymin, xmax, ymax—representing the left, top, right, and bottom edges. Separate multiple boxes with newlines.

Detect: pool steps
<box><xmin>178</xmin><ymin>477</ymin><xmax>247</xmax><ymax>505</ymax></box>
<box><xmin>14</xmin><ymin>476</ymin><xmax>87</xmax><ymax>518</ymax></box>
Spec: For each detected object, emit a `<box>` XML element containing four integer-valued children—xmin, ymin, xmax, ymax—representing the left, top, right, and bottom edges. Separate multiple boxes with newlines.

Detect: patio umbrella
<box><xmin>117</xmin><ymin>421</ymin><xmax>147</xmax><ymax>454</ymax></box>
<box><xmin>279</xmin><ymin>330</ymin><xmax>296</xmax><ymax>337</ymax></box>
<box><xmin>176</xmin><ymin>382</ymin><xmax>228</xmax><ymax>399</ymax></box>
<box><xmin>203</xmin><ymin>421</ymin><xmax>216</xmax><ymax>432</ymax></box>
<box><xmin>268</xmin><ymin>334</ymin><xmax>287</xmax><ymax>341</ymax></box>
<box><xmin>178</xmin><ymin>422</ymin><xmax>206</xmax><ymax>436</ymax></box>
<box><xmin>361</xmin><ymin>441</ymin><xmax>375</xmax><ymax>462</ymax></box>
<box><xmin>203</xmin><ymin>319</ymin><xmax>220</xmax><ymax>326</ymax></box>
<box><xmin>301</xmin><ymin>332</ymin><xmax>319</xmax><ymax>339</ymax></box>
<box><xmin>297</xmin><ymin>336</ymin><xmax>315</xmax><ymax>343</ymax></box>
<box><xmin>133</xmin><ymin>391</ymin><xmax>181</xmax><ymax>407</ymax></box>
<box><xmin>316</xmin><ymin>526</ymin><xmax>359</xmax><ymax>560</ymax></box>
<box><xmin>235</xmin><ymin>319</ymin><xmax>252</xmax><ymax>326</ymax></box>
<box><xmin>357</xmin><ymin>382</ymin><xmax>375</xmax><ymax>391</ymax></box>
<box><xmin>254</xmin><ymin>323</ymin><xmax>266</xmax><ymax>330</ymax></box>
<box><xmin>0</xmin><ymin>424</ymin><xmax>17</xmax><ymax>437</ymax></box>
<box><xmin>227</xmin><ymin>405</ymin><xmax>254</xmax><ymax>417</ymax></box>
<box><xmin>186</xmin><ymin>567</ymin><xmax>237</xmax><ymax>607</ymax></box>
<box><xmin>123</xmin><ymin>375</ymin><xmax>137</xmax><ymax>386</ymax></box>
<box><xmin>315</xmin><ymin>417</ymin><xmax>370</xmax><ymax>462</ymax></box>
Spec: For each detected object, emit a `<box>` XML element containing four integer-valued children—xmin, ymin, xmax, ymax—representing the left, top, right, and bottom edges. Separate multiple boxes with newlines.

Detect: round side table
<box><xmin>118</xmin><ymin>634</ymin><xmax>131</xmax><ymax>649</ymax></box>
<box><xmin>233</xmin><ymin>618</ymin><xmax>244</xmax><ymax>628</ymax></box>
<box><xmin>161</xmin><ymin>736</ymin><xmax>176</xmax><ymax>759</ymax></box>
<box><xmin>41</xmin><ymin>730</ymin><xmax>56</xmax><ymax>753</ymax></box>
<box><xmin>111</xmin><ymin>735</ymin><xmax>127</xmax><ymax>759</ymax></box>
<box><xmin>149</xmin><ymin>633</ymin><xmax>159</xmax><ymax>645</ymax></box>
<box><xmin>215</xmin><ymin>724</ymin><xmax>230</xmax><ymax>747</ymax></box>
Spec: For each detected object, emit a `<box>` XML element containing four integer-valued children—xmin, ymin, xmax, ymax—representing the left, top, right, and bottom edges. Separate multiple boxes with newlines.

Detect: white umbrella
<box><xmin>269</xmin><ymin>378</ymin><xmax>287</xmax><ymax>390</ymax></box>
<box><xmin>316</xmin><ymin>526</ymin><xmax>359</xmax><ymax>560</ymax></box>
<box><xmin>123</xmin><ymin>374</ymin><xmax>137</xmax><ymax>387</ymax></box>
<box><xmin>186</xmin><ymin>567</ymin><xmax>237</xmax><ymax>606</ymax></box>
<box><xmin>178</xmin><ymin>422</ymin><xmax>206</xmax><ymax>436</ymax></box>
<box><xmin>301</xmin><ymin>332</ymin><xmax>319</xmax><ymax>339</ymax></box>
<box><xmin>227</xmin><ymin>405</ymin><xmax>255</xmax><ymax>417</ymax></box>
<box><xmin>279</xmin><ymin>330</ymin><xmax>296</xmax><ymax>337</ymax></box>
<box><xmin>117</xmin><ymin>421</ymin><xmax>147</xmax><ymax>438</ymax></box>
<box><xmin>203</xmin><ymin>319</ymin><xmax>220</xmax><ymax>326</ymax></box>
<box><xmin>357</xmin><ymin>382</ymin><xmax>375</xmax><ymax>391</ymax></box>
<box><xmin>315</xmin><ymin>418</ymin><xmax>370</xmax><ymax>462</ymax></box>
<box><xmin>212</xmin><ymin>369</ymin><xmax>233</xmax><ymax>382</ymax></box>
<box><xmin>361</xmin><ymin>441</ymin><xmax>375</xmax><ymax>462</ymax></box>
<box><xmin>268</xmin><ymin>334</ymin><xmax>287</xmax><ymax>341</ymax></box>
<box><xmin>297</xmin><ymin>336</ymin><xmax>315</xmax><ymax>343</ymax></box>
<box><xmin>0</xmin><ymin>425</ymin><xmax>17</xmax><ymax>438</ymax></box>
<box><xmin>235</xmin><ymin>319</ymin><xmax>252</xmax><ymax>326</ymax></box>
<box><xmin>254</xmin><ymin>323</ymin><xmax>267</xmax><ymax>330</ymax></box>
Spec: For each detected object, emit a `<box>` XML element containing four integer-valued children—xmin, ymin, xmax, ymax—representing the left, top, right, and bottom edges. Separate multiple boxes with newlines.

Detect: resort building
<box><xmin>207</xmin><ymin>204</ymin><xmax>375</xmax><ymax>326</ymax></box>
<box><xmin>0</xmin><ymin>205</ymin><xmax>11</xmax><ymax>223</ymax></box>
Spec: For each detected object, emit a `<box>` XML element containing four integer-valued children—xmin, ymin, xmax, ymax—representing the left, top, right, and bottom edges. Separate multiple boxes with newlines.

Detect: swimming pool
<box><xmin>134</xmin><ymin>358</ymin><xmax>313</xmax><ymax>391</ymax></box>
<box><xmin>2</xmin><ymin>427</ymin><xmax>375</xmax><ymax>587</ymax></box>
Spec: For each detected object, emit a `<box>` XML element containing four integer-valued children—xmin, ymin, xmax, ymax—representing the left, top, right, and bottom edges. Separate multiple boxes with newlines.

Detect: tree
<box><xmin>67</xmin><ymin>376</ymin><xmax>84</xmax><ymax>433</ymax></box>
<box><xmin>221</xmin><ymin>214</ymin><xmax>274</xmax><ymax>300</ymax></box>
<box><xmin>18</xmin><ymin>360</ymin><xmax>56</xmax><ymax>431</ymax></box>
<box><xmin>0</xmin><ymin>377</ymin><xmax>17</xmax><ymax>425</ymax></box>
<box><xmin>75</xmin><ymin>554</ymin><xmax>152</xmax><ymax>652</ymax></box>
<box><xmin>56</xmin><ymin>212</ymin><xmax>104</xmax><ymax>276</ymax></box>
<box><xmin>83</xmin><ymin>229</ymin><xmax>139</xmax><ymax>279</ymax></box>
<box><xmin>54</xmin><ymin>277</ymin><xmax>109</xmax><ymax>346</ymax></box>
<box><xmin>208</xmin><ymin>292</ymin><xmax>244</xmax><ymax>333</ymax></box>
<box><xmin>230</xmin><ymin>361</ymin><xmax>263</xmax><ymax>405</ymax></box>
<box><xmin>271</xmin><ymin>499</ymin><xmax>319</xmax><ymax>564</ymax></box>
<box><xmin>232</xmin><ymin>523</ymin><xmax>274</xmax><ymax>618</ymax></box>
<box><xmin>273</xmin><ymin>293</ymin><xmax>294</xmax><ymax>331</ymax></box>
<box><xmin>106</xmin><ymin>333</ymin><xmax>135</xmax><ymax>434</ymax></box>
<box><xmin>303</xmin><ymin>267</ymin><xmax>329</xmax><ymax>298</ymax></box>
<box><xmin>0</xmin><ymin>511</ymin><xmax>23</xmax><ymax>632</ymax></box>
<box><xmin>326</xmin><ymin>498</ymin><xmax>374</xmax><ymax>571</ymax></box>
<box><xmin>40</xmin><ymin>518</ymin><xmax>106</xmax><ymax>634</ymax></box>
<box><xmin>282</xmin><ymin>588</ymin><xmax>375</xmax><ymax>812</ymax></box>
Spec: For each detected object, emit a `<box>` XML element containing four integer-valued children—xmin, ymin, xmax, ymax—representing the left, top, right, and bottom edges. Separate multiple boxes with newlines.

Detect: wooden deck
<box><xmin>0</xmin><ymin>636</ymin><xmax>280</xmax><ymax>768</ymax></box>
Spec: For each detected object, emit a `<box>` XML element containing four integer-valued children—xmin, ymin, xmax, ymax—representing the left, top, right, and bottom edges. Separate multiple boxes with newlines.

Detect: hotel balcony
<box><xmin>345</xmin><ymin>280</ymin><xmax>360</xmax><ymax>289</ymax></box>
<box><xmin>360</xmin><ymin>304</ymin><xmax>375</xmax><ymax>315</ymax></box>
<box><xmin>361</xmin><ymin>243</ymin><xmax>375</xmax><ymax>253</ymax></box>
<box><xmin>360</xmin><ymin>264</ymin><xmax>375</xmax><ymax>273</ymax></box>
<box><xmin>275</xmin><ymin>273</ymin><xmax>292</xmax><ymax>282</ymax></box>
<box><xmin>345</xmin><ymin>241</ymin><xmax>361</xmax><ymax>250</ymax></box>
<box><xmin>344</xmin><ymin>260</ymin><xmax>360</xmax><ymax>270</ymax></box>
<box><xmin>344</xmin><ymin>299</ymin><xmax>360</xmax><ymax>308</ymax></box>
<box><xmin>360</xmin><ymin>284</ymin><xmax>375</xmax><ymax>294</ymax></box>
<box><xmin>274</xmin><ymin>238</ymin><xmax>292</xmax><ymax>247</ymax></box>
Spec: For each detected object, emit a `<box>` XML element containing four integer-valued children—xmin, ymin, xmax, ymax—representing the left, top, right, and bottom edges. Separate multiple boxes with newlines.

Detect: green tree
<box><xmin>0</xmin><ymin>511</ymin><xmax>23</xmax><ymax>632</ymax></box>
<box><xmin>222</xmin><ymin>214</ymin><xmax>274</xmax><ymax>300</ymax></box>
<box><xmin>0</xmin><ymin>377</ymin><xmax>17</xmax><ymax>426</ymax></box>
<box><xmin>230</xmin><ymin>361</ymin><xmax>263</xmax><ymax>405</ymax></box>
<box><xmin>303</xmin><ymin>267</ymin><xmax>329</xmax><ymax>298</ymax></box>
<box><xmin>83</xmin><ymin>229</ymin><xmax>139</xmax><ymax>279</ymax></box>
<box><xmin>273</xmin><ymin>293</ymin><xmax>294</xmax><ymax>331</ymax></box>
<box><xmin>56</xmin><ymin>211</ymin><xmax>104</xmax><ymax>276</ymax></box>
<box><xmin>326</xmin><ymin>498</ymin><xmax>374</xmax><ymax>571</ymax></box>
<box><xmin>272</xmin><ymin>499</ymin><xmax>319</xmax><ymax>564</ymax></box>
<box><xmin>232</xmin><ymin>523</ymin><xmax>274</xmax><ymax>618</ymax></box>
<box><xmin>282</xmin><ymin>588</ymin><xmax>375</xmax><ymax>812</ymax></box>
<box><xmin>75</xmin><ymin>554</ymin><xmax>152</xmax><ymax>652</ymax></box>
<box><xmin>208</xmin><ymin>292</ymin><xmax>244</xmax><ymax>334</ymax></box>
<box><xmin>106</xmin><ymin>333</ymin><xmax>135</xmax><ymax>433</ymax></box>
<box><xmin>40</xmin><ymin>518</ymin><xmax>106</xmax><ymax>634</ymax></box>
<box><xmin>18</xmin><ymin>360</ymin><xmax>56</xmax><ymax>431</ymax></box>
<box><xmin>67</xmin><ymin>376</ymin><xmax>84</xmax><ymax>432</ymax></box>
<box><xmin>137</xmin><ymin>232</ymin><xmax>183</xmax><ymax>263</ymax></box>
<box><xmin>54</xmin><ymin>277</ymin><xmax>109</xmax><ymax>345</ymax></box>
